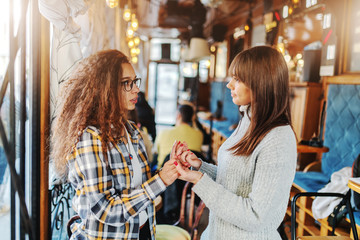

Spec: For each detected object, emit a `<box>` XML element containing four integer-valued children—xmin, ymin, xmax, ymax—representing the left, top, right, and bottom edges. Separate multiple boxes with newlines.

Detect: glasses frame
<box><xmin>121</xmin><ymin>77</ymin><xmax>141</xmax><ymax>92</ymax></box>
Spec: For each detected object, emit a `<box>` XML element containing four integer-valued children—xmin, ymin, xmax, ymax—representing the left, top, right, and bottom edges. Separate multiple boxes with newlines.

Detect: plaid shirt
<box><xmin>68</xmin><ymin>121</ymin><xmax>166</xmax><ymax>240</ymax></box>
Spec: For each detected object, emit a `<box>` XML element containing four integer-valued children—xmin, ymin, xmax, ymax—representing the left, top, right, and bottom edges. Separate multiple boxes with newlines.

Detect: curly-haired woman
<box><xmin>51</xmin><ymin>49</ymin><xmax>179</xmax><ymax>240</ymax></box>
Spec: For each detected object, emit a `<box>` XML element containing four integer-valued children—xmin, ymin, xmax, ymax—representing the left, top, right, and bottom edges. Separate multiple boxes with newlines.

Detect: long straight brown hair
<box><xmin>228</xmin><ymin>46</ymin><xmax>292</xmax><ymax>156</ymax></box>
<box><xmin>51</xmin><ymin>49</ymin><xmax>131</xmax><ymax>178</ymax></box>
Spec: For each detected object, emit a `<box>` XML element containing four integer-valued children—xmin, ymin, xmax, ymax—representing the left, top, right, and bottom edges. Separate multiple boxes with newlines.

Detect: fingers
<box><xmin>170</xmin><ymin>141</ymin><xmax>180</xmax><ymax>159</ymax></box>
<box><xmin>175</xmin><ymin>143</ymin><xmax>187</xmax><ymax>157</ymax></box>
<box><xmin>179</xmin><ymin>151</ymin><xmax>191</xmax><ymax>167</ymax></box>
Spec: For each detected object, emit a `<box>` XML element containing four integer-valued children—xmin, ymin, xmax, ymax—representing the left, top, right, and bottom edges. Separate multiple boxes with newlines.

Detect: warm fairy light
<box><xmin>134</xmin><ymin>37</ymin><xmax>140</xmax><ymax>46</ymax></box>
<box><xmin>128</xmin><ymin>40</ymin><xmax>134</xmax><ymax>48</ymax></box>
<box><xmin>210</xmin><ymin>45</ymin><xmax>216</xmax><ymax>52</ymax></box>
<box><xmin>123</xmin><ymin>7</ymin><xmax>131</xmax><ymax>21</ymax></box>
<box><xmin>131</xmin><ymin>56</ymin><xmax>138</xmax><ymax>63</ymax></box>
<box><xmin>126</xmin><ymin>28</ymin><xmax>134</xmax><ymax>38</ymax></box>
<box><xmin>296</xmin><ymin>53</ymin><xmax>302</xmax><ymax>59</ymax></box>
<box><xmin>244</xmin><ymin>24</ymin><xmax>250</xmax><ymax>31</ymax></box>
<box><xmin>288</xmin><ymin>6</ymin><xmax>293</xmax><ymax>15</ymax></box>
<box><xmin>131</xmin><ymin>14</ymin><xmax>138</xmax><ymax>31</ymax></box>
<box><xmin>130</xmin><ymin>48</ymin><xmax>137</xmax><ymax>56</ymax></box>
<box><xmin>135</xmin><ymin>48</ymin><xmax>140</xmax><ymax>55</ymax></box>
<box><xmin>106</xmin><ymin>0</ymin><xmax>118</xmax><ymax>8</ymax></box>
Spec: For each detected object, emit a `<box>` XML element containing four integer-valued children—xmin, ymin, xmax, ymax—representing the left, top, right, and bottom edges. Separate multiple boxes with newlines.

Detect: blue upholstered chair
<box><xmin>293</xmin><ymin>83</ymin><xmax>360</xmax><ymax>192</ymax></box>
<box><xmin>292</xmin><ymin>78</ymin><xmax>360</xmax><ymax>237</ymax></box>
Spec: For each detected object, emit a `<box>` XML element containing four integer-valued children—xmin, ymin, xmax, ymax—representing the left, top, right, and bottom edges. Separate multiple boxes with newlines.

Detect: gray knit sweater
<box><xmin>193</xmin><ymin>105</ymin><xmax>297</xmax><ymax>240</ymax></box>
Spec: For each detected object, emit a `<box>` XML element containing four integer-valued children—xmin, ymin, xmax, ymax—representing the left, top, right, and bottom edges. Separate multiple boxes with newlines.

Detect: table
<box><xmin>348</xmin><ymin>178</ymin><xmax>360</xmax><ymax>193</ymax></box>
<box><xmin>197</xmin><ymin>112</ymin><xmax>226</xmax><ymax>162</ymax></box>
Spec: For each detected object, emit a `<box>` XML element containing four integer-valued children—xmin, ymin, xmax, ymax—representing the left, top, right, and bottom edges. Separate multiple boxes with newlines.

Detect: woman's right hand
<box><xmin>178</xmin><ymin>148</ymin><xmax>202</xmax><ymax>169</ymax></box>
<box><xmin>158</xmin><ymin>159</ymin><xmax>179</xmax><ymax>186</ymax></box>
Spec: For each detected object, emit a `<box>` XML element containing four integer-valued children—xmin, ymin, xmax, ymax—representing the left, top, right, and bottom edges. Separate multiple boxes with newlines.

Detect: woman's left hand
<box><xmin>174</xmin><ymin>161</ymin><xmax>203</xmax><ymax>184</ymax></box>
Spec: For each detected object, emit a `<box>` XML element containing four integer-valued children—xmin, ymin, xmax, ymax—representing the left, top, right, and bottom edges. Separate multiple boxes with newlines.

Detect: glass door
<box><xmin>148</xmin><ymin>62</ymin><xmax>179</xmax><ymax>126</ymax></box>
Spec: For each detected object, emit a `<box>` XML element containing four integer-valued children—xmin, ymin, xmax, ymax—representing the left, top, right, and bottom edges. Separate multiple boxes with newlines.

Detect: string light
<box><xmin>131</xmin><ymin>56</ymin><xmax>138</xmax><ymax>64</ymax></box>
<box><xmin>128</xmin><ymin>40</ymin><xmax>135</xmax><ymax>48</ymax></box>
<box><xmin>134</xmin><ymin>37</ymin><xmax>140</xmax><ymax>46</ymax></box>
<box><xmin>131</xmin><ymin>14</ymin><xmax>138</xmax><ymax>31</ymax></box>
<box><xmin>123</xmin><ymin>6</ymin><xmax>131</xmax><ymax>21</ymax></box>
<box><xmin>106</xmin><ymin>0</ymin><xmax>118</xmax><ymax>8</ymax></box>
<box><xmin>126</xmin><ymin>28</ymin><xmax>134</xmax><ymax>38</ymax></box>
<box><xmin>130</xmin><ymin>48</ymin><xmax>137</xmax><ymax>56</ymax></box>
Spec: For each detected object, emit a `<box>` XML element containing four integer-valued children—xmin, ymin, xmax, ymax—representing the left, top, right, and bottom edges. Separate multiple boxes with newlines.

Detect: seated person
<box><xmin>128</xmin><ymin>109</ymin><xmax>154</xmax><ymax>163</ymax></box>
<box><xmin>135</xmin><ymin>92</ymin><xmax>157</xmax><ymax>141</ymax></box>
<box><xmin>155</xmin><ymin>104</ymin><xmax>203</xmax><ymax>169</ymax></box>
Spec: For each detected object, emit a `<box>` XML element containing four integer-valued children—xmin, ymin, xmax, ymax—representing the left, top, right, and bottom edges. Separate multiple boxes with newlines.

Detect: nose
<box><xmin>132</xmin><ymin>84</ymin><xmax>140</xmax><ymax>93</ymax></box>
<box><xmin>226</xmin><ymin>79</ymin><xmax>234</xmax><ymax>89</ymax></box>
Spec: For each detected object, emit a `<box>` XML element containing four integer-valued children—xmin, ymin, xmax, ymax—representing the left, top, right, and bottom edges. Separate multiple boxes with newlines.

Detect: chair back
<box><xmin>321</xmin><ymin>83</ymin><xmax>360</xmax><ymax>178</ymax></box>
<box><xmin>291</xmin><ymin>192</ymin><xmax>358</xmax><ymax>240</ymax></box>
<box><xmin>176</xmin><ymin>182</ymin><xmax>206</xmax><ymax>239</ymax></box>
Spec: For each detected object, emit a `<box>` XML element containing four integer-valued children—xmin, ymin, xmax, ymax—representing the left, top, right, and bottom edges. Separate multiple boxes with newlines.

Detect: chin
<box><xmin>127</xmin><ymin>104</ymin><xmax>136</xmax><ymax>110</ymax></box>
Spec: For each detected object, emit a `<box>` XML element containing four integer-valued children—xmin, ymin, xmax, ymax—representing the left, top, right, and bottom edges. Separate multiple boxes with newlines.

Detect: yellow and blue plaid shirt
<box><xmin>68</xmin><ymin>121</ymin><xmax>166</xmax><ymax>240</ymax></box>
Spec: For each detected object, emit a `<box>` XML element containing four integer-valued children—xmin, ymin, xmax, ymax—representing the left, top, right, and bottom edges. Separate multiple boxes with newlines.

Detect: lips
<box><xmin>130</xmin><ymin>97</ymin><xmax>137</xmax><ymax>104</ymax></box>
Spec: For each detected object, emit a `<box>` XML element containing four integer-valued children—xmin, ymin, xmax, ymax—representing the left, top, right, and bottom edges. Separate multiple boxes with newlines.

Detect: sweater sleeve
<box><xmin>192</xmin><ymin>128</ymin><xmax>297</xmax><ymax>232</ymax></box>
<box><xmin>198</xmin><ymin>160</ymin><xmax>217</xmax><ymax>180</ymax></box>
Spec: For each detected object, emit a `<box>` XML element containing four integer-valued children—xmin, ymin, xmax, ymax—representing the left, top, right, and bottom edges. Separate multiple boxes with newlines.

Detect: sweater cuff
<box><xmin>142</xmin><ymin>174</ymin><xmax>167</xmax><ymax>201</ymax></box>
<box><xmin>198</xmin><ymin>160</ymin><xmax>210</xmax><ymax>173</ymax></box>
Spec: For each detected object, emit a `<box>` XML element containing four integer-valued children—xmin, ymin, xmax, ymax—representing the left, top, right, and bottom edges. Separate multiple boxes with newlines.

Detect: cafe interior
<box><xmin>0</xmin><ymin>0</ymin><xmax>360</xmax><ymax>239</ymax></box>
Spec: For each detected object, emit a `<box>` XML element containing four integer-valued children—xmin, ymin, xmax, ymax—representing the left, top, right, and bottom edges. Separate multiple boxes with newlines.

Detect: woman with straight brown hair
<box><xmin>171</xmin><ymin>46</ymin><xmax>297</xmax><ymax>239</ymax></box>
<box><xmin>51</xmin><ymin>49</ymin><xmax>179</xmax><ymax>240</ymax></box>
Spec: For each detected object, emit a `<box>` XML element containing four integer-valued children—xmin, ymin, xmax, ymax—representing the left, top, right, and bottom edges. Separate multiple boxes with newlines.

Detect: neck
<box><xmin>176</xmin><ymin>119</ymin><xmax>188</xmax><ymax>126</ymax></box>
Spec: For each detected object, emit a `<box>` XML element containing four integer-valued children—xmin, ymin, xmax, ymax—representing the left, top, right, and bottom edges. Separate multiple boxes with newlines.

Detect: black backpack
<box><xmin>351</xmin><ymin>153</ymin><xmax>360</xmax><ymax>210</ymax></box>
<box><xmin>327</xmin><ymin>153</ymin><xmax>360</xmax><ymax>233</ymax></box>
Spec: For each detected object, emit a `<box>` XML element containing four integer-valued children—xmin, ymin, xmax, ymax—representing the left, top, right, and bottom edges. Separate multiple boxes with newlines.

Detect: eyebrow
<box><xmin>120</xmin><ymin>76</ymin><xmax>137</xmax><ymax>81</ymax></box>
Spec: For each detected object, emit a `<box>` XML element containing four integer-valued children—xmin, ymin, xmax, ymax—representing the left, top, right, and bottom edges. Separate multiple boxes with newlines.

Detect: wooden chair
<box><xmin>67</xmin><ymin>214</ymin><xmax>80</xmax><ymax>238</ymax></box>
<box><xmin>156</xmin><ymin>182</ymin><xmax>207</xmax><ymax>240</ymax></box>
<box><xmin>291</xmin><ymin>192</ymin><xmax>359</xmax><ymax>240</ymax></box>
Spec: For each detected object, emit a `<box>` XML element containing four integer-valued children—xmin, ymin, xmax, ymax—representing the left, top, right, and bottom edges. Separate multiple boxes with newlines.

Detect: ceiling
<box><xmin>135</xmin><ymin>0</ymin><xmax>325</xmax><ymax>55</ymax></box>
<box><xmin>136</xmin><ymin>0</ymin><xmax>254</xmax><ymax>40</ymax></box>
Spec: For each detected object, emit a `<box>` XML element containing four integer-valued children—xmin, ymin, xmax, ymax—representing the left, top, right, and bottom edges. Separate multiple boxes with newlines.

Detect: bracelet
<box><xmin>155</xmin><ymin>167</ymin><xmax>163</xmax><ymax>175</ymax></box>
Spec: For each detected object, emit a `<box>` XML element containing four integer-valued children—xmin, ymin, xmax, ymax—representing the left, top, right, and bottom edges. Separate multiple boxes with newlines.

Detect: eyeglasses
<box><xmin>121</xmin><ymin>77</ymin><xmax>141</xmax><ymax>92</ymax></box>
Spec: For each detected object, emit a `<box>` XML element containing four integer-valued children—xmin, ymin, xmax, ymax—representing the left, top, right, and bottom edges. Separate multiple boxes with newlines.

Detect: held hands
<box><xmin>171</xmin><ymin>141</ymin><xmax>203</xmax><ymax>184</ymax></box>
<box><xmin>159</xmin><ymin>140</ymin><xmax>204</xmax><ymax>186</ymax></box>
<box><xmin>158</xmin><ymin>158</ymin><xmax>179</xmax><ymax>186</ymax></box>
<box><xmin>172</xmin><ymin>141</ymin><xmax>202</xmax><ymax>169</ymax></box>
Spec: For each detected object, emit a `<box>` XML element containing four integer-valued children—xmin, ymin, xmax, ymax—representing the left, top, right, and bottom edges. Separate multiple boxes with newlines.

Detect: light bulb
<box><xmin>134</xmin><ymin>37</ymin><xmax>140</xmax><ymax>46</ymax></box>
<box><xmin>123</xmin><ymin>7</ymin><xmax>131</xmax><ymax>22</ymax></box>
<box><xmin>128</xmin><ymin>40</ymin><xmax>134</xmax><ymax>48</ymax></box>
<box><xmin>131</xmin><ymin>14</ymin><xmax>138</xmax><ymax>31</ymax></box>
<box><xmin>130</xmin><ymin>48</ymin><xmax>137</xmax><ymax>55</ymax></box>
<box><xmin>126</xmin><ymin>28</ymin><xmax>134</xmax><ymax>38</ymax></box>
<box><xmin>131</xmin><ymin>56</ymin><xmax>138</xmax><ymax>64</ymax></box>
<box><xmin>106</xmin><ymin>0</ymin><xmax>118</xmax><ymax>8</ymax></box>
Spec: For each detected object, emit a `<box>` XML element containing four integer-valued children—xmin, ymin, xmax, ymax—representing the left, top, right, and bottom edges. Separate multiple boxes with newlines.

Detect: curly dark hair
<box><xmin>51</xmin><ymin>49</ymin><xmax>131</xmax><ymax>178</ymax></box>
